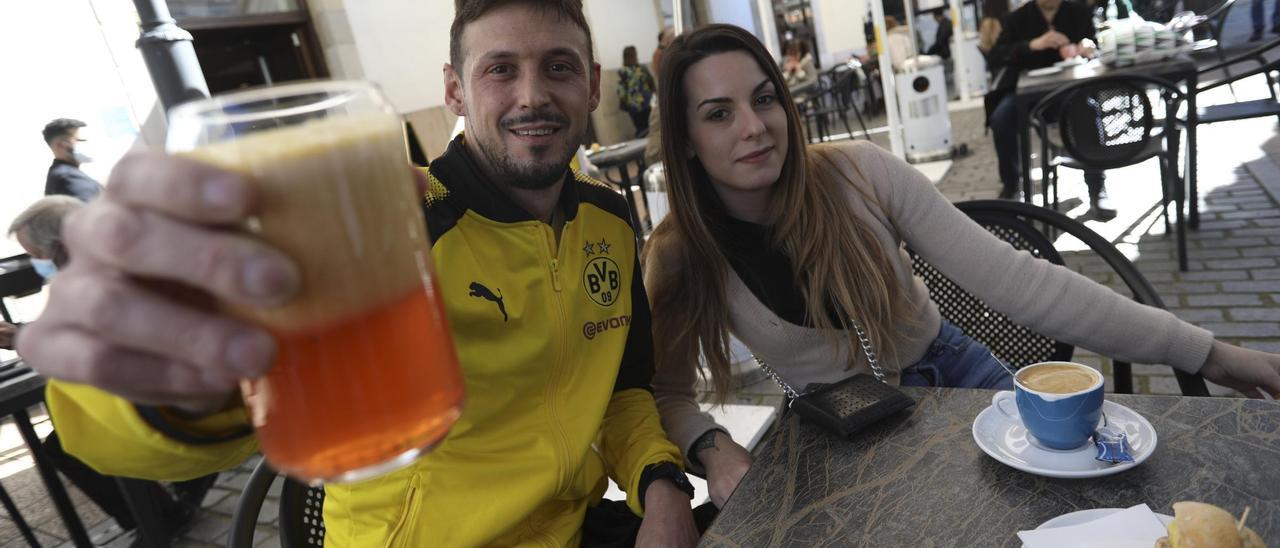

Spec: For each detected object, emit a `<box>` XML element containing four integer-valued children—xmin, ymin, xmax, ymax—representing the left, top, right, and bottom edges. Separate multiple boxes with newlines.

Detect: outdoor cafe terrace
<box><xmin>2</xmin><ymin>1</ymin><xmax>1280</xmax><ymax>547</ymax></box>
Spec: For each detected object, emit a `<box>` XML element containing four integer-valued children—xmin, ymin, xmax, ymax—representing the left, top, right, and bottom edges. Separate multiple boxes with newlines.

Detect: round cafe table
<box><xmin>702</xmin><ymin>387</ymin><xmax>1279</xmax><ymax>546</ymax></box>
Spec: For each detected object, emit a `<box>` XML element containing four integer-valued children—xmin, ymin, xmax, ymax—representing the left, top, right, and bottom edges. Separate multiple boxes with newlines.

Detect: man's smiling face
<box><xmin>444</xmin><ymin>2</ymin><xmax>601</xmax><ymax>189</ymax></box>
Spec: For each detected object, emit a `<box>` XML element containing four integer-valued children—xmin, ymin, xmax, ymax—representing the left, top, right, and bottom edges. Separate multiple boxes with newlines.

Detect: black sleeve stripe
<box><xmin>613</xmin><ymin>249</ymin><xmax>656</xmax><ymax>394</ymax></box>
<box><xmin>134</xmin><ymin>405</ymin><xmax>254</xmax><ymax>445</ymax></box>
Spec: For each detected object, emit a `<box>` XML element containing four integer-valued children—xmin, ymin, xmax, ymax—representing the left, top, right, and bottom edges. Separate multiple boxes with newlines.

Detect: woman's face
<box><xmin>683</xmin><ymin>50</ymin><xmax>789</xmax><ymax>217</ymax></box>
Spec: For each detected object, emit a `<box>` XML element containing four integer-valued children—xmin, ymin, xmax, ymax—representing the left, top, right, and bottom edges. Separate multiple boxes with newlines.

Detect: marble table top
<box><xmin>702</xmin><ymin>387</ymin><xmax>1279</xmax><ymax>547</ymax></box>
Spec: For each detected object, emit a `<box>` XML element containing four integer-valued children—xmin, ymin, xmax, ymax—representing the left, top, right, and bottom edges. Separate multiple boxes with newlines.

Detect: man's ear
<box><xmin>588</xmin><ymin>62</ymin><xmax>602</xmax><ymax>112</ymax></box>
<box><xmin>444</xmin><ymin>63</ymin><xmax>467</xmax><ymax>117</ymax></box>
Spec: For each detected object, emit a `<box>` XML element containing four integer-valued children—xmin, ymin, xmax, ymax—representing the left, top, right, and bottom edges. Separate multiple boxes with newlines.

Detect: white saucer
<box><xmin>1020</xmin><ymin>509</ymin><xmax>1173</xmax><ymax>548</ymax></box>
<box><xmin>1027</xmin><ymin>66</ymin><xmax>1062</xmax><ymax>77</ymax></box>
<box><xmin>972</xmin><ymin>395</ymin><xmax>1157</xmax><ymax>478</ymax></box>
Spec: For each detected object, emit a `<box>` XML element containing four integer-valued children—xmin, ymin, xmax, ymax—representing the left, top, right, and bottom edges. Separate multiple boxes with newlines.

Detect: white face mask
<box><xmin>30</xmin><ymin>258</ymin><xmax>57</xmax><ymax>280</ymax></box>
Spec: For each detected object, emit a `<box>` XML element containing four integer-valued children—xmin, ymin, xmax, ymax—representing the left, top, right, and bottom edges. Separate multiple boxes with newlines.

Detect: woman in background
<box><xmin>617</xmin><ymin>45</ymin><xmax>657</xmax><ymax>137</ymax></box>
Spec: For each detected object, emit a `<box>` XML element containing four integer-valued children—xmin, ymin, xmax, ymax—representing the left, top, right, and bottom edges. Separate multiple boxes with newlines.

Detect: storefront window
<box><xmin>167</xmin><ymin>0</ymin><xmax>301</xmax><ymax>19</ymax></box>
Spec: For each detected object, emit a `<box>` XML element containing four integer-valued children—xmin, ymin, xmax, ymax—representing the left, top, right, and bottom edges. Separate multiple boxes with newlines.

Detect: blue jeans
<box><xmin>1252</xmin><ymin>0</ymin><xmax>1280</xmax><ymax>32</ymax></box>
<box><xmin>989</xmin><ymin>94</ymin><xmax>1107</xmax><ymax>197</ymax></box>
<box><xmin>900</xmin><ymin>320</ymin><xmax>1014</xmax><ymax>389</ymax></box>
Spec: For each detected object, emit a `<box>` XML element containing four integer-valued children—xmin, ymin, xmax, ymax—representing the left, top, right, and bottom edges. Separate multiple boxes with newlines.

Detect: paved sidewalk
<box><xmin>3</xmin><ymin>76</ymin><xmax>1280</xmax><ymax>547</ymax></box>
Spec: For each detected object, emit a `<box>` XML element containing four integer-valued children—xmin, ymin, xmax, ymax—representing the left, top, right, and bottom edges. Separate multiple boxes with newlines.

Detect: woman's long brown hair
<box><xmin>644</xmin><ymin>24</ymin><xmax>909</xmax><ymax>402</ymax></box>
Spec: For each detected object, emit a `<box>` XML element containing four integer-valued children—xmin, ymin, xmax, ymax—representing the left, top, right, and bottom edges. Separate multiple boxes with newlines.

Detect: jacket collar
<box><xmin>50</xmin><ymin>158</ymin><xmax>78</xmax><ymax>170</ymax></box>
<box><xmin>430</xmin><ymin>134</ymin><xmax>580</xmax><ymax>223</ymax></box>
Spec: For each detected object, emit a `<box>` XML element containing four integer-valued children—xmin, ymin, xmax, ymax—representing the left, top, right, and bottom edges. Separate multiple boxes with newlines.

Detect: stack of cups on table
<box><xmin>1097</xmin><ymin>19</ymin><xmax>1190</xmax><ymax>67</ymax></box>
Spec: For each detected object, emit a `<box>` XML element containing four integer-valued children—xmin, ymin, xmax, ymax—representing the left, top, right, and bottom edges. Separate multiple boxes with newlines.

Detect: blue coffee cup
<box><xmin>992</xmin><ymin>362</ymin><xmax>1104</xmax><ymax>450</ymax></box>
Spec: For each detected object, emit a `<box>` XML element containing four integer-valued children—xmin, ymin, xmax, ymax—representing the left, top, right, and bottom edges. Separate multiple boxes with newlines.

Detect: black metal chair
<box><xmin>1171</xmin><ymin>0</ymin><xmax>1237</xmax><ymax>72</ymax></box>
<box><xmin>0</xmin><ymin>255</ymin><xmax>42</xmax><ymax>324</ymax></box>
<box><xmin>908</xmin><ymin>199</ymin><xmax>1211</xmax><ymax>396</ymax></box>
<box><xmin>800</xmin><ymin>65</ymin><xmax>870</xmax><ymax>143</ymax></box>
<box><xmin>1029</xmin><ymin>75</ymin><xmax>1189</xmax><ymax>271</ymax></box>
<box><xmin>229</xmin><ymin>459</ymin><xmax>325</xmax><ymax>548</ymax></box>
<box><xmin>1191</xmin><ymin>35</ymin><xmax>1280</xmax><ymax>128</ymax></box>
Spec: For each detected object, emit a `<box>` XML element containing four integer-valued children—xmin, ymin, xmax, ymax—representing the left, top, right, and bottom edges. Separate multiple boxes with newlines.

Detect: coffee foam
<box><xmin>1016</xmin><ymin>362</ymin><xmax>1101</xmax><ymax>397</ymax></box>
<box><xmin>183</xmin><ymin>114</ymin><xmax>432</xmax><ymax>333</ymax></box>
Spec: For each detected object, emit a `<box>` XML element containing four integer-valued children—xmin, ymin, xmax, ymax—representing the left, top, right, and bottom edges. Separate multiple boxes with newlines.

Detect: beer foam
<box><xmin>183</xmin><ymin>113</ymin><xmax>432</xmax><ymax>333</ymax></box>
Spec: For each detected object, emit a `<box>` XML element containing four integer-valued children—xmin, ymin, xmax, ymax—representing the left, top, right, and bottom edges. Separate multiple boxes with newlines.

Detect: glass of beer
<box><xmin>166</xmin><ymin>80</ymin><xmax>465</xmax><ymax>484</ymax></box>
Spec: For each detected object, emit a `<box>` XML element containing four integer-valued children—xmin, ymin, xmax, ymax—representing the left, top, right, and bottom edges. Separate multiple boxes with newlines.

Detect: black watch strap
<box><xmin>638</xmin><ymin>461</ymin><xmax>694</xmax><ymax>510</ymax></box>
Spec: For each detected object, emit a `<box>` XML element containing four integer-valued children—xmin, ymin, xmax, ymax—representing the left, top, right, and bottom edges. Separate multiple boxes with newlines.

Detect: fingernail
<box><xmin>242</xmin><ymin>255</ymin><xmax>297</xmax><ymax>301</ymax></box>
<box><xmin>203</xmin><ymin>175</ymin><xmax>242</xmax><ymax>211</ymax></box>
<box><xmin>226</xmin><ymin>330</ymin><xmax>275</xmax><ymax>377</ymax></box>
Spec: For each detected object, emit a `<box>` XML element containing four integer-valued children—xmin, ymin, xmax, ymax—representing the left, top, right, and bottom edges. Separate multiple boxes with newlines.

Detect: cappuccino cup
<box><xmin>993</xmin><ymin>362</ymin><xmax>1104</xmax><ymax>450</ymax></box>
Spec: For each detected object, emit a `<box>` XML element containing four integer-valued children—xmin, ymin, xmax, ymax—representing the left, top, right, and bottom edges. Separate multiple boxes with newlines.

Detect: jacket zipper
<box><xmin>539</xmin><ymin>224</ymin><xmax>572</xmax><ymax>497</ymax></box>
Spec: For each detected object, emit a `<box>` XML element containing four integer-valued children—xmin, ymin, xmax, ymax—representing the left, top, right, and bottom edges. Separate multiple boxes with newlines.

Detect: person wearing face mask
<box><xmin>7</xmin><ymin>195</ymin><xmax>216</xmax><ymax>545</ymax></box>
<box><xmin>42</xmin><ymin>118</ymin><xmax>104</xmax><ymax>202</ymax></box>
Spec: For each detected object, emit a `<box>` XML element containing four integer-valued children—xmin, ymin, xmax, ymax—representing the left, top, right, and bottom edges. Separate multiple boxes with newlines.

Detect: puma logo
<box><xmin>469</xmin><ymin>282</ymin><xmax>508</xmax><ymax>322</ymax></box>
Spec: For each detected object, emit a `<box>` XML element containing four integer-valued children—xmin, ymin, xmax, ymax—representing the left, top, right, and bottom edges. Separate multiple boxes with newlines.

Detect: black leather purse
<box><xmin>754</xmin><ymin>322</ymin><xmax>915</xmax><ymax>439</ymax></box>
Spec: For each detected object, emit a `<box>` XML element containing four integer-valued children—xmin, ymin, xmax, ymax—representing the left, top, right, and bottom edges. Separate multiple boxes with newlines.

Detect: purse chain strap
<box><xmin>752</xmin><ymin>320</ymin><xmax>886</xmax><ymax>399</ymax></box>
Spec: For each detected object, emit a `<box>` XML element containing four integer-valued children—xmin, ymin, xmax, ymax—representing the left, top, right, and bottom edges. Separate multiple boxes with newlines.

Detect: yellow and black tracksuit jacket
<box><xmin>45</xmin><ymin>135</ymin><xmax>684</xmax><ymax>546</ymax></box>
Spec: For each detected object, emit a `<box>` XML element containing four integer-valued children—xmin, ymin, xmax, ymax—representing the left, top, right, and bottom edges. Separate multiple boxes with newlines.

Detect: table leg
<box><xmin>615</xmin><ymin>162</ymin><xmax>644</xmax><ymax>242</ymax></box>
<box><xmin>1187</xmin><ymin>75</ymin><xmax>1200</xmax><ymax>229</ymax></box>
<box><xmin>14</xmin><ymin>408</ymin><xmax>92</xmax><ymax>548</ymax></box>
<box><xmin>1018</xmin><ymin>102</ymin><xmax>1033</xmax><ymax>203</ymax></box>
<box><xmin>632</xmin><ymin>158</ymin><xmax>653</xmax><ymax>232</ymax></box>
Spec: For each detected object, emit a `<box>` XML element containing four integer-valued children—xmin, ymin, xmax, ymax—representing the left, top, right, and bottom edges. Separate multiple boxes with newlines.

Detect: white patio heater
<box><xmin>895</xmin><ymin>55</ymin><xmax>953</xmax><ymax>163</ymax></box>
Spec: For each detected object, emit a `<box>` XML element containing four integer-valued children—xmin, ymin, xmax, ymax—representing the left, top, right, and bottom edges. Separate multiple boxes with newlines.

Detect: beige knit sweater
<box><xmin>647</xmin><ymin>140</ymin><xmax>1214</xmax><ymax>463</ymax></box>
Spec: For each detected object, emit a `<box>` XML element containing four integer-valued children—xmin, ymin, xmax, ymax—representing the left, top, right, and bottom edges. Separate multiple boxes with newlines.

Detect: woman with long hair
<box><xmin>644</xmin><ymin>24</ymin><xmax>1280</xmax><ymax>511</ymax></box>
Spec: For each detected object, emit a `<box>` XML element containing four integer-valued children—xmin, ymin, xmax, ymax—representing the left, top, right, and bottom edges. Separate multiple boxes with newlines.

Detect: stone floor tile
<box><xmin>183</xmin><ymin>513</ymin><xmax>231</xmax><ymax>545</ymax></box>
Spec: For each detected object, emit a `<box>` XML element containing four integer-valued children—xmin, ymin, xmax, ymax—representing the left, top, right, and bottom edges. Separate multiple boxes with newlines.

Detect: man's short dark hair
<box><xmin>449</xmin><ymin>0</ymin><xmax>594</xmax><ymax>74</ymax></box>
<box><xmin>43</xmin><ymin>118</ymin><xmax>86</xmax><ymax>145</ymax></box>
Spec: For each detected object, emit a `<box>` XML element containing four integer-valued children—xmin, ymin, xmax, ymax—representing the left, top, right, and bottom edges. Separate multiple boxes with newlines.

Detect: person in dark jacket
<box><xmin>927</xmin><ymin>10</ymin><xmax>953</xmax><ymax>59</ymax></box>
<box><xmin>42</xmin><ymin>118</ymin><xmax>104</xmax><ymax>202</ymax></box>
<box><xmin>984</xmin><ymin>0</ymin><xmax>1116</xmax><ymax>220</ymax></box>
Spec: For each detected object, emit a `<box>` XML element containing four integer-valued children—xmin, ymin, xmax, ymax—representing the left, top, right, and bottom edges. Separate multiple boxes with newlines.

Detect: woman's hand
<box><xmin>1199</xmin><ymin>340</ymin><xmax>1280</xmax><ymax>399</ymax></box>
<box><xmin>698</xmin><ymin>431</ymin><xmax>753</xmax><ymax>508</ymax></box>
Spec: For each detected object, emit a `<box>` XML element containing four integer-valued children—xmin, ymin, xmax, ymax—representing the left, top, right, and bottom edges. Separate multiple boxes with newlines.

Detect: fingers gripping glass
<box><xmin>167</xmin><ymin>81</ymin><xmax>465</xmax><ymax>484</ymax></box>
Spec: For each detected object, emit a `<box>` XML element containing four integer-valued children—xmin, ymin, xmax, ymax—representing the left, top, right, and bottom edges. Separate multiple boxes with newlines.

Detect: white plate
<box><xmin>1054</xmin><ymin>57</ymin><xmax>1086</xmax><ymax>68</ymax></box>
<box><xmin>1027</xmin><ymin>66</ymin><xmax>1062</xmax><ymax>77</ymax></box>
<box><xmin>1020</xmin><ymin>509</ymin><xmax>1173</xmax><ymax>548</ymax></box>
<box><xmin>972</xmin><ymin>395</ymin><xmax>1158</xmax><ymax>479</ymax></box>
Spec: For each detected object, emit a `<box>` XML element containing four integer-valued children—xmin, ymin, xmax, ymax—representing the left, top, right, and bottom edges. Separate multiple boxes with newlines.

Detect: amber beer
<box><xmin>169</xmin><ymin>82</ymin><xmax>464</xmax><ymax>483</ymax></box>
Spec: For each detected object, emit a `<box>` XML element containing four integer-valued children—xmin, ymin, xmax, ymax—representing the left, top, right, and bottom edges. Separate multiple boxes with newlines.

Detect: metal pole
<box><xmin>756</xmin><ymin>0</ymin><xmax>781</xmax><ymax>59</ymax></box>
<box><xmin>134</xmin><ymin>0</ymin><xmax>210</xmax><ymax>115</ymax></box>
<box><xmin>948</xmin><ymin>0</ymin><xmax>970</xmax><ymax>101</ymax></box>
<box><xmin>674</xmin><ymin>0</ymin><xmax>685</xmax><ymax>34</ymax></box>
<box><xmin>902</xmin><ymin>2</ymin><xmax>919</xmax><ymax>59</ymax></box>
<box><xmin>871</xmin><ymin>0</ymin><xmax>905</xmax><ymax>157</ymax></box>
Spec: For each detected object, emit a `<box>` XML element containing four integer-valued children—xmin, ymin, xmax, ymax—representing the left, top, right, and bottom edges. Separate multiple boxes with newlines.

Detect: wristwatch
<box><xmin>638</xmin><ymin>461</ymin><xmax>695</xmax><ymax>509</ymax></box>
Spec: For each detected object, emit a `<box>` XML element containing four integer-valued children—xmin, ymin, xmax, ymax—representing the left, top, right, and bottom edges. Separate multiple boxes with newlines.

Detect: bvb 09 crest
<box><xmin>583</xmin><ymin>256</ymin><xmax>621</xmax><ymax>307</ymax></box>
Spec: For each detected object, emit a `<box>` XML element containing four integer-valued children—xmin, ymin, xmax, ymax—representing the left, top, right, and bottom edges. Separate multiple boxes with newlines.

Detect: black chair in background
<box><xmin>909</xmin><ymin>199</ymin><xmax>1211</xmax><ymax>396</ymax></box>
<box><xmin>0</xmin><ymin>255</ymin><xmax>42</xmax><ymax>325</ymax></box>
<box><xmin>1029</xmin><ymin>75</ymin><xmax>1189</xmax><ymax>271</ymax></box>
<box><xmin>1190</xmin><ymin>35</ymin><xmax>1280</xmax><ymax>135</ymax></box>
<box><xmin>1173</xmin><ymin>0</ymin><xmax>1237</xmax><ymax>72</ymax></box>
<box><xmin>229</xmin><ymin>459</ymin><xmax>325</xmax><ymax>548</ymax></box>
<box><xmin>800</xmin><ymin>65</ymin><xmax>870</xmax><ymax>143</ymax></box>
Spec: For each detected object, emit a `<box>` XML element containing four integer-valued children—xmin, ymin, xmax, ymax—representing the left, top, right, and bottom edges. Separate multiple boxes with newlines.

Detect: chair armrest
<box><xmin>1198</xmin><ymin>58</ymin><xmax>1280</xmax><ymax>93</ymax></box>
<box><xmin>1197</xmin><ymin>35</ymin><xmax>1280</xmax><ymax>76</ymax></box>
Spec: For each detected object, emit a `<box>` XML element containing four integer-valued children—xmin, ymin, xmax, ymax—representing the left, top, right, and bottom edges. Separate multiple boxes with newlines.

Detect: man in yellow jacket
<box><xmin>17</xmin><ymin>0</ymin><xmax>700</xmax><ymax>545</ymax></box>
